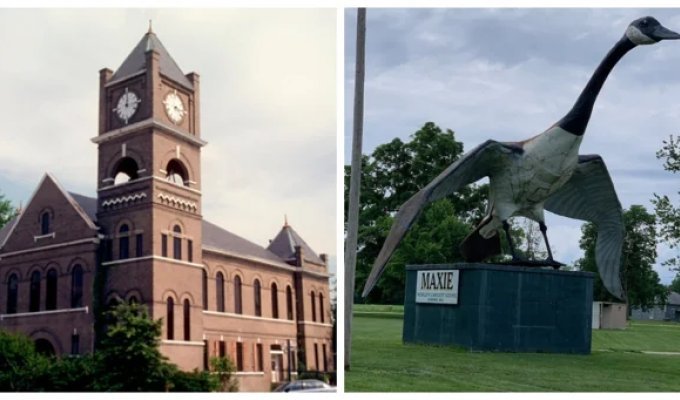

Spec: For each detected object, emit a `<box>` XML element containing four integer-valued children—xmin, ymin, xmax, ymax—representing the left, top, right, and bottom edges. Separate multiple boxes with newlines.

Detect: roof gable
<box><xmin>111</xmin><ymin>31</ymin><xmax>193</xmax><ymax>89</ymax></box>
<box><xmin>0</xmin><ymin>174</ymin><xmax>97</xmax><ymax>253</ymax></box>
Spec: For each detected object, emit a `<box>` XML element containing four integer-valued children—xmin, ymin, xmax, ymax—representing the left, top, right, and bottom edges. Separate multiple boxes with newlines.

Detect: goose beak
<box><xmin>652</xmin><ymin>25</ymin><xmax>680</xmax><ymax>40</ymax></box>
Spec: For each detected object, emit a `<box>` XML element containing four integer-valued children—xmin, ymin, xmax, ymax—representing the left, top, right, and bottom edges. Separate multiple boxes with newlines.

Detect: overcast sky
<box><xmin>345</xmin><ymin>8</ymin><xmax>680</xmax><ymax>284</ymax></box>
<box><xmin>0</xmin><ymin>8</ymin><xmax>336</xmax><ymax>273</ymax></box>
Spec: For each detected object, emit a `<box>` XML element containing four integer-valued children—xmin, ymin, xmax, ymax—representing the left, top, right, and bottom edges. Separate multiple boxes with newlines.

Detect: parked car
<box><xmin>273</xmin><ymin>379</ymin><xmax>335</xmax><ymax>392</ymax></box>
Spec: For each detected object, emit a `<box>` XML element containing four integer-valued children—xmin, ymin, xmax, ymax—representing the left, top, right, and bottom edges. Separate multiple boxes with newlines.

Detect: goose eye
<box><xmin>641</xmin><ymin>19</ymin><xmax>648</xmax><ymax>26</ymax></box>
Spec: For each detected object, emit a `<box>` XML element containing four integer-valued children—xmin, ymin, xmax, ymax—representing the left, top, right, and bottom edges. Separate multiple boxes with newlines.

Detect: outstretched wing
<box><xmin>361</xmin><ymin>140</ymin><xmax>519</xmax><ymax>297</ymax></box>
<box><xmin>544</xmin><ymin>155</ymin><xmax>624</xmax><ymax>299</ymax></box>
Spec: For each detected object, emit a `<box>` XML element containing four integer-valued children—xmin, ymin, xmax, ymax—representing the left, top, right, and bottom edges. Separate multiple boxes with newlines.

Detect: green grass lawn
<box><xmin>346</xmin><ymin>310</ymin><xmax>680</xmax><ymax>392</ymax></box>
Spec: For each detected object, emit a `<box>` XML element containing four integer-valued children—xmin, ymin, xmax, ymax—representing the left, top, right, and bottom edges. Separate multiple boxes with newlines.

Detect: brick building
<box><xmin>0</xmin><ymin>29</ymin><xmax>334</xmax><ymax>392</ymax></box>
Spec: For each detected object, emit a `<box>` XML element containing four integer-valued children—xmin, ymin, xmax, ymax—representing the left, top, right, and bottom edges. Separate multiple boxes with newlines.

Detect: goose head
<box><xmin>625</xmin><ymin>16</ymin><xmax>680</xmax><ymax>45</ymax></box>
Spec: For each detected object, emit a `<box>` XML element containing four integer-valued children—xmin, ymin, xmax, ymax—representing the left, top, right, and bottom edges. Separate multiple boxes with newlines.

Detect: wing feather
<box><xmin>544</xmin><ymin>155</ymin><xmax>624</xmax><ymax>299</ymax></box>
<box><xmin>361</xmin><ymin>140</ymin><xmax>516</xmax><ymax>297</ymax></box>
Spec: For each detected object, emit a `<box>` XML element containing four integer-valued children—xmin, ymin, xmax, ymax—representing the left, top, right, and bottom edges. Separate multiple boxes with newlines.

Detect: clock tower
<box><xmin>92</xmin><ymin>28</ymin><xmax>206</xmax><ymax>365</ymax></box>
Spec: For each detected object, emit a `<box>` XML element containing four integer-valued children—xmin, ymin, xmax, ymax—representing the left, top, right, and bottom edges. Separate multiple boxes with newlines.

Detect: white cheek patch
<box><xmin>626</xmin><ymin>25</ymin><xmax>655</xmax><ymax>45</ymax></box>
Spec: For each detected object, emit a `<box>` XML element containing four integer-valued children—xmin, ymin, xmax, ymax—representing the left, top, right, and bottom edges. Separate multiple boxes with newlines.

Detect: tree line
<box><xmin>344</xmin><ymin>122</ymin><xmax>679</xmax><ymax>309</ymax></box>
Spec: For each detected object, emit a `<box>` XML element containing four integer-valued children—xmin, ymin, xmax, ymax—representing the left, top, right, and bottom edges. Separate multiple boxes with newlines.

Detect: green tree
<box><xmin>669</xmin><ymin>274</ymin><xmax>680</xmax><ymax>293</ymax></box>
<box><xmin>576</xmin><ymin>205</ymin><xmax>666</xmax><ymax>309</ymax></box>
<box><xmin>94</xmin><ymin>302</ymin><xmax>176</xmax><ymax>391</ymax></box>
<box><xmin>0</xmin><ymin>330</ymin><xmax>43</xmax><ymax>391</ymax></box>
<box><xmin>210</xmin><ymin>356</ymin><xmax>239</xmax><ymax>392</ymax></box>
<box><xmin>344</xmin><ymin>122</ymin><xmax>532</xmax><ymax>304</ymax></box>
<box><xmin>652</xmin><ymin>134</ymin><xmax>680</xmax><ymax>269</ymax></box>
<box><xmin>0</xmin><ymin>191</ymin><xmax>16</xmax><ymax>229</ymax></box>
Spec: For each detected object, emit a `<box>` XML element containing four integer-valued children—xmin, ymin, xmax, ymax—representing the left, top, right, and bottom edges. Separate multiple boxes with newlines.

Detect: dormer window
<box><xmin>41</xmin><ymin>211</ymin><xmax>50</xmax><ymax>235</ymax></box>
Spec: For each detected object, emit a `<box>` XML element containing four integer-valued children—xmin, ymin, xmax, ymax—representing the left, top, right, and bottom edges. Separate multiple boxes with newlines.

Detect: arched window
<box><xmin>202</xmin><ymin>269</ymin><xmax>208</xmax><ymax>310</ymax></box>
<box><xmin>35</xmin><ymin>339</ymin><xmax>55</xmax><ymax>357</ymax></box>
<box><xmin>234</xmin><ymin>276</ymin><xmax>242</xmax><ymax>314</ymax></box>
<box><xmin>167</xmin><ymin>297</ymin><xmax>174</xmax><ymax>340</ymax></box>
<box><xmin>46</xmin><ymin>268</ymin><xmax>58</xmax><ymax>310</ymax></box>
<box><xmin>119</xmin><ymin>224</ymin><xmax>129</xmax><ymax>260</ymax></box>
<box><xmin>173</xmin><ymin>225</ymin><xmax>182</xmax><ymax>260</ymax></box>
<box><xmin>183</xmin><ymin>299</ymin><xmax>191</xmax><ymax>341</ymax></box>
<box><xmin>286</xmin><ymin>286</ymin><xmax>293</xmax><ymax>320</ymax></box>
<box><xmin>254</xmin><ymin>279</ymin><xmax>262</xmax><ymax>317</ymax></box>
<box><xmin>216</xmin><ymin>272</ymin><xmax>225</xmax><ymax>312</ymax></box>
<box><xmin>71</xmin><ymin>265</ymin><xmax>83</xmax><ymax>308</ymax></box>
<box><xmin>271</xmin><ymin>282</ymin><xmax>279</xmax><ymax>319</ymax></box>
<box><xmin>166</xmin><ymin>159</ymin><xmax>188</xmax><ymax>186</ymax></box>
<box><xmin>41</xmin><ymin>212</ymin><xmax>50</xmax><ymax>235</ymax></box>
<box><xmin>7</xmin><ymin>274</ymin><xmax>18</xmax><ymax>314</ymax></box>
<box><xmin>113</xmin><ymin>157</ymin><xmax>139</xmax><ymax>185</ymax></box>
<box><xmin>319</xmin><ymin>293</ymin><xmax>325</xmax><ymax>323</ymax></box>
<box><xmin>310</xmin><ymin>291</ymin><xmax>317</xmax><ymax>322</ymax></box>
<box><xmin>30</xmin><ymin>271</ymin><xmax>41</xmax><ymax>312</ymax></box>
<box><xmin>128</xmin><ymin>296</ymin><xmax>138</xmax><ymax>304</ymax></box>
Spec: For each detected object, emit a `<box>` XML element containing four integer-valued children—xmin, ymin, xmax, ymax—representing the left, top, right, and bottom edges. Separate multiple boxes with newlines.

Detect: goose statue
<box><xmin>362</xmin><ymin>16</ymin><xmax>680</xmax><ymax>300</ymax></box>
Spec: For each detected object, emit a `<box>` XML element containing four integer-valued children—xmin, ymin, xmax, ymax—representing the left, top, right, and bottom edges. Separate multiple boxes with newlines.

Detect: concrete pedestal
<box><xmin>403</xmin><ymin>263</ymin><xmax>594</xmax><ymax>354</ymax></box>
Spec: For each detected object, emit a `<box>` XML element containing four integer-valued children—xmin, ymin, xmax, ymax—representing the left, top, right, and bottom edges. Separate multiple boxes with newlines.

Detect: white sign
<box><xmin>416</xmin><ymin>270</ymin><xmax>459</xmax><ymax>304</ymax></box>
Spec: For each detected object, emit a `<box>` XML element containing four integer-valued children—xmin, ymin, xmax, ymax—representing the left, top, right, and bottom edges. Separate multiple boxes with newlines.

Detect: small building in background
<box><xmin>592</xmin><ymin>302</ymin><xmax>627</xmax><ymax>329</ymax></box>
<box><xmin>630</xmin><ymin>292</ymin><xmax>680</xmax><ymax>322</ymax></box>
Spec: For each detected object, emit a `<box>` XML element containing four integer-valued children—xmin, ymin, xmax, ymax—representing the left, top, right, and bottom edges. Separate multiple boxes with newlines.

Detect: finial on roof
<box><xmin>16</xmin><ymin>201</ymin><xmax>22</xmax><ymax>215</ymax></box>
<box><xmin>284</xmin><ymin>214</ymin><xmax>289</xmax><ymax>227</ymax></box>
<box><xmin>148</xmin><ymin>19</ymin><xmax>153</xmax><ymax>34</ymax></box>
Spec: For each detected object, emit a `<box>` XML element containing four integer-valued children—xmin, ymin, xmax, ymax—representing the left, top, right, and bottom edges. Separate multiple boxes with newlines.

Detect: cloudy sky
<box><xmin>345</xmin><ymin>8</ymin><xmax>680</xmax><ymax>284</ymax></box>
<box><xmin>0</xmin><ymin>9</ymin><xmax>336</xmax><ymax>272</ymax></box>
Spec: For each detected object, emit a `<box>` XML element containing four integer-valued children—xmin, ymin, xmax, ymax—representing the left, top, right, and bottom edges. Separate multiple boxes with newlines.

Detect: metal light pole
<box><xmin>344</xmin><ymin>7</ymin><xmax>366</xmax><ymax>370</ymax></box>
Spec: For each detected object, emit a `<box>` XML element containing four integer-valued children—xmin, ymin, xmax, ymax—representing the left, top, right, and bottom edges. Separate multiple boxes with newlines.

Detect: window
<box><xmin>104</xmin><ymin>239</ymin><xmax>113</xmax><ymax>262</ymax></box>
<box><xmin>219</xmin><ymin>340</ymin><xmax>226</xmax><ymax>358</ymax></box>
<box><xmin>128</xmin><ymin>296</ymin><xmax>138</xmax><ymax>304</ymax></box>
<box><xmin>286</xmin><ymin>286</ymin><xmax>293</xmax><ymax>320</ymax></box>
<box><xmin>236</xmin><ymin>342</ymin><xmax>244</xmax><ymax>371</ymax></box>
<box><xmin>136</xmin><ymin>234</ymin><xmax>143</xmax><ymax>257</ymax></box>
<box><xmin>113</xmin><ymin>157</ymin><xmax>139</xmax><ymax>185</ymax></box>
<box><xmin>188</xmin><ymin>240</ymin><xmax>193</xmax><ymax>262</ymax></box>
<box><xmin>119</xmin><ymin>224</ymin><xmax>129</xmax><ymax>259</ymax></box>
<box><xmin>256</xmin><ymin>343</ymin><xmax>263</xmax><ymax>371</ymax></box>
<box><xmin>41</xmin><ymin>212</ymin><xmax>50</xmax><ymax>235</ymax></box>
<box><xmin>183</xmin><ymin>299</ymin><xmax>191</xmax><ymax>341</ymax></box>
<box><xmin>322</xmin><ymin>344</ymin><xmax>328</xmax><ymax>372</ymax></box>
<box><xmin>161</xmin><ymin>234</ymin><xmax>168</xmax><ymax>257</ymax></box>
<box><xmin>319</xmin><ymin>293</ymin><xmax>325</xmax><ymax>323</ymax></box>
<box><xmin>311</xmin><ymin>291</ymin><xmax>317</xmax><ymax>322</ymax></box>
<box><xmin>271</xmin><ymin>283</ymin><xmax>279</xmax><ymax>319</ymax></box>
<box><xmin>203</xmin><ymin>340</ymin><xmax>209</xmax><ymax>371</ymax></box>
<box><xmin>173</xmin><ymin>225</ymin><xmax>182</xmax><ymax>260</ymax></box>
<box><xmin>314</xmin><ymin>343</ymin><xmax>319</xmax><ymax>371</ymax></box>
<box><xmin>71</xmin><ymin>333</ymin><xmax>80</xmax><ymax>355</ymax></box>
<box><xmin>166</xmin><ymin>159</ymin><xmax>188</xmax><ymax>186</ymax></box>
<box><xmin>30</xmin><ymin>271</ymin><xmax>41</xmax><ymax>312</ymax></box>
<box><xmin>7</xmin><ymin>274</ymin><xmax>18</xmax><ymax>314</ymax></box>
<box><xmin>167</xmin><ymin>297</ymin><xmax>174</xmax><ymax>340</ymax></box>
<box><xmin>254</xmin><ymin>279</ymin><xmax>262</xmax><ymax>317</ymax></box>
<box><xmin>202</xmin><ymin>269</ymin><xmax>208</xmax><ymax>310</ymax></box>
<box><xmin>216</xmin><ymin>272</ymin><xmax>225</xmax><ymax>312</ymax></box>
<box><xmin>234</xmin><ymin>276</ymin><xmax>242</xmax><ymax>314</ymax></box>
<box><xmin>71</xmin><ymin>265</ymin><xmax>83</xmax><ymax>308</ymax></box>
<box><xmin>46</xmin><ymin>269</ymin><xmax>58</xmax><ymax>311</ymax></box>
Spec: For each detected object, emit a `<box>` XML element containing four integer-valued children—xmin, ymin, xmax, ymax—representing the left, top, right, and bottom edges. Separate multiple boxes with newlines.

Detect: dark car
<box><xmin>273</xmin><ymin>379</ymin><xmax>334</xmax><ymax>392</ymax></box>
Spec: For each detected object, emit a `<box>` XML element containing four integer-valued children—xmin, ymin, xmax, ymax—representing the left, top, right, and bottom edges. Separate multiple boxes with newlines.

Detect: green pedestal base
<box><xmin>403</xmin><ymin>263</ymin><xmax>594</xmax><ymax>354</ymax></box>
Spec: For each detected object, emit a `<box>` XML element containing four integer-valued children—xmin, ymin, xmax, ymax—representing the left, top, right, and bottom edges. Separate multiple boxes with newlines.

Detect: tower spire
<box><xmin>284</xmin><ymin>214</ymin><xmax>289</xmax><ymax>227</ymax></box>
<box><xmin>148</xmin><ymin>19</ymin><xmax>153</xmax><ymax>34</ymax></box>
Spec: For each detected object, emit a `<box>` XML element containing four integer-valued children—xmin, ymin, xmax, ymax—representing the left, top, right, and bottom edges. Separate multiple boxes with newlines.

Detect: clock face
<box><xmin>113</xmin><ymin>88</ymin><xmax>140</xmax><ymax>124</ymax></box>
<box><xmin>163</xmin><ymin>90</ymin><xmax>186</xmax><ymax>124</ymax></box>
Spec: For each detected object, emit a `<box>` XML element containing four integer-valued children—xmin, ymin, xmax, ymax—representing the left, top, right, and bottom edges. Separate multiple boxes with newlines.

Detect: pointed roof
<box><xmin>0</xmin><ymin>215</ymin><xmax>18</xmax><ymax>250</ymax></box>
<box><xmin>267</xmin><ymin>222</ymin><xmax>324</xmax><ymax>265</ymax></box>
<box><xmin>111</xmin><ymin>31</ymin><xmax>193</xmax><ymax>89</ymax></box>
